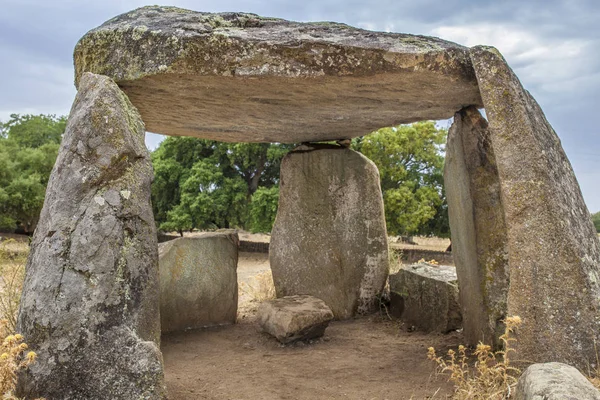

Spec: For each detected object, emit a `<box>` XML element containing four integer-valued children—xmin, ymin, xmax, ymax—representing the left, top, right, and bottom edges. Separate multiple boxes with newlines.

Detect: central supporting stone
<box><xmin>270</xmin><ymin>145</ymin><xmax>389</xmax><ymax>319</ymax></box>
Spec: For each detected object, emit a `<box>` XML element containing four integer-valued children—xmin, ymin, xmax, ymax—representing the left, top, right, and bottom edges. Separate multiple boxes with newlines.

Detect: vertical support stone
<box><xmin>270</xmin><ymin>145</ymin><xmax>389</xmax><ymax>319</ymax></box>
<box><xmin>17</xmin><ymin>73</ymin><xmax>166</xmax><ymax>399</ymax></box>
<box><xmin>444</xmin><ymin>106</ymin><xmax>509</xmax><ymax>348</ymax></box>
<box><xmin>471</xmin><ymin>46</ymin><xmax>600</xmax><ymax>369</ymax></box>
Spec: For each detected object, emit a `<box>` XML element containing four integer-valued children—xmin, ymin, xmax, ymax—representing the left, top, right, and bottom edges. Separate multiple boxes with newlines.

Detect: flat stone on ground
<box><xmin>389</xmin><ymin>263</ymin><xmax>462</xmax><ymax>333</ymax></box>
<box><xmin>258</xmin><ymin>295</ymin><xmax>334</xmax><ymax>344</ymax></box>
<box><xmin>74</xmin><ymin>6</ymin><xmax>482</xmax><ymax>143</ymax></box>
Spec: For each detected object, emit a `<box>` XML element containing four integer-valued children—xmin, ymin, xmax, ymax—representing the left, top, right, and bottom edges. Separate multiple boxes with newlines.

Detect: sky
<box><xmin>1</xmin><ymin>0</ymin><xmax>599</xmax><ymax>210</ymax></box>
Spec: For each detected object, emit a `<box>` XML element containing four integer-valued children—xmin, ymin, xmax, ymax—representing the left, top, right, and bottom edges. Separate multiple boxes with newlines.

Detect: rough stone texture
<box><xmin>471</xmin><ymin>45</ymin><xmax>600</xmax><ymax>370</ymax></box>
<box><xmin>74</xmin><ymin>6</ymin><xmax>483</xmax><ymax>143</ymax></box>
<box><xmin>16</xmin><ymin>73</ymin><xmax>165</xmax><ymax>399</ymax></box>
<box><xmin>444</xmin><ymin>106</ymin><xmax>508</xmax><ymax>348</ymax></box>
<box><xmin>257</xmin><ymin>295</ymin><xmax>334</xmax><ymax>343</ymax></box>
<box><xmin>515</xmin><ymin>363</ymin><xmax>600</xmax><ymax>400</ymax></box>
<box><xmin>270</xmin><ymin>145</ymin><xmax>389</xmax><ymax>319</ymax></box>
<box><xmin>389</xmin><ymin>263</ymin><xmax>461</xmax><ymax>333</ymax></box>
<box><xmin>159</xmin><ymin>233</ymin><xmax>239</xmax><ymax>333</ymax></box>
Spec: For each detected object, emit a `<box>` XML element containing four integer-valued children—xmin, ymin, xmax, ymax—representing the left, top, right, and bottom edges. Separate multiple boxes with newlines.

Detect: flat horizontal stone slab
<box><xmin>389</xmin><ymin>263</ymin><xmax>461</xmax><ymax>332</ymax></box>
<box><xmin>74</xmin><ymin>6</ymin><xmax>482</xmax><ymax>143</ymax></box>
<box><xmin>257</xmin><ymin>295</ymin><xmax>334</xmax><ymax>343</ymax></box>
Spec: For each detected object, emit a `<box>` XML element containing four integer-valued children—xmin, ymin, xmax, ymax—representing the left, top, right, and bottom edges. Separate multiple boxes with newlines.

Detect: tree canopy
<box><xmin>0</xmin><ymin>114</ymin><xmax>66</xmax><ymax>233</ymax></box>
<box><xmin>352</xmin><ymin>121</ymin><xmax>448</xmax><ymax>236</ymax></box>
<box><xmin>151</xmin><ymin>138</ymin><xmax>291</xmax><ymax>234</ymax></box>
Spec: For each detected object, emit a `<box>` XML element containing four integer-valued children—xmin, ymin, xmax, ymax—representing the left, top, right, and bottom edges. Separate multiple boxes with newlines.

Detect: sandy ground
<box><xmin>162</xmin><ymin>317</ymin><xmax>459</xmax><ymax>400</ymax></box>
<box><xmin>161</xmin><ymin>252</ymin><xmax>459</xmax><ymax>400</ymax></box>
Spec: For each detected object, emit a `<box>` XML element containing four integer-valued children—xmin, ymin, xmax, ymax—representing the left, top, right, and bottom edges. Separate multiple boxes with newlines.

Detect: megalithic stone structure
<box><xmin>470</xmin><ymin>46</ymin><xmax>600</xmax><ymax>370</ymax></box>
<box><xmin>16</xmin><ymin>73</ymin><xmax>166</xmax><ymax>399</ymax></box>
<box><xmin>444</xmin><ymin>106</ymin><xmax>509</xmax><ymax>349</ymax></box>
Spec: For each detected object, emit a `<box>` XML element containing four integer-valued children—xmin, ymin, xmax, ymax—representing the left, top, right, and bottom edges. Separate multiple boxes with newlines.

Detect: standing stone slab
<box><xmin>389</xmin><ymin>263</ymin><xmax>461</xmax><ymax>333</ymax></box>
<box><xmin>270</xmin><ymin>145</ymin><xmax>389</xmax><ymax>319</ymax></box>
<box><xmin>16</xmin><ymin>73</ymin><xmax>165</xmax><ymax>399</ymax></box>
<box><xmin>159</xmin><ymin>233</ymin><xmax>239</xmax><ymax>333</ymax></box>
<box><xmin>74</xmin><ymin>6</ymin><xmax>482</xmax><ymax>143</ymax></box>
<box><xmin>444</xmin><ymin>106</ymin><xmax>508</xmax><ymax>348</ymax></box>
<box><xmin>471</xmin><ymin>46</ymin><xmax>600</xmax><ymax>369</ymax></box>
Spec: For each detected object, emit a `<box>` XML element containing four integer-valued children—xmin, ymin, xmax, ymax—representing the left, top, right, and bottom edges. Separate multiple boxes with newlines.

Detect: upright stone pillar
<box><xmin>471</xmin><ymin>46</ymin><xmax>600</xmax><ymax>369</ymax></box>
<box><xmin>444</xmin><ymin>106</ymin><xmax>509</xmax><ymax>348</ymax></box>
<box><xmin>17</xmin><ymin>73</ymin><xmax>166</xmax><ymax>399</ymax></box>
<box><xmin>270</xmin><ymin>145</ymin><xmax>389</xmax><ymax>319</ymax></box>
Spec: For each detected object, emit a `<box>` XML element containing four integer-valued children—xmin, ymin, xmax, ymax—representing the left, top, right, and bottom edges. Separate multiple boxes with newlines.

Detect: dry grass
<box><xmin>587</xmin><ymin>341</ymin><xmax>600</xmax><ymax>389</ymax></box>
<box><xmin>0</xmin><ymin>240</ymin><xmax>42</xmax><ymax>399</ymax></box>
<box><xmin>428</xmin><ymin>316</ymin><xmax>522</xmax><ymax>399</ymax></box>
<box><xmin>0</xmin><ymin>240</ymin><xmax>28</xmax><ymax>332</ymax></box>
<box><xmin>240</xmin><ymin>270</ymin><xmax>276</xmax><ymax>303</ymax></box>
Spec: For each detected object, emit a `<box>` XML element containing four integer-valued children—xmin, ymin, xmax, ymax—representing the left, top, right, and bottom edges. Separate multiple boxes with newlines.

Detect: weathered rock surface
<box><xmin>389</xmin><ymin>263</ymin><xmax>461</xmax><ymax>333</ymax></box>
<box><xmin>16</xmin><ymin>73</ymin><xmax>165</xmax><ymax>399</ymax></box>
<box><xmin>159</xmin><ymin>233</ymin><xmax>239</xmax><ymax>333</ymax></box>
<box><xmin>444</xmin><ymin>106</ymin><xmax>508</xmax><ymax>348</ymax></box>
<box><xmin>74</xmin><ymin>6</ymin><xmax>482</xmax><ymax>143</ymax></box>
<box><xmin>258</xmin><ymin>295</ymin><xmax>334</xmax><ymax>343</ymax></box>
<box><xmin>515</xmin><ymin>362</ymin><xmax>600</xmax><ymax>400</ymax></box>
<box><xmin>471</xmin><ymin>45</ymin><xmax>600</xmax><ymax>369</ymax></box>
<box><xmin>270</xmin><ymin>145</ymin><xmax>389</xmax><ymax>319</ymax></box>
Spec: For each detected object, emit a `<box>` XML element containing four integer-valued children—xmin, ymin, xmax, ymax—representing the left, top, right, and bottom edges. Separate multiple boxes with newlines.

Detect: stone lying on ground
<box><xmin>389</xmin><ymin>263</ymin><xmax>461</xmax><ymax>333</ymax></box>
<box><xmin>270</xmin><ymin>145</ymin><xmax>389</xmax><ymax>319</ymax></box>
<box><xmin>74</xmin><ymin>6</ymin><xmax>482</xmax><ymax>143</ymax></box>
<box><xmin>159</xmin><ymin>233</ymin><xmax>239</xmax><ymax>333</ymax></box>
<box><xmin>515</xmin><ymin>363</ymin><xmax>600</xmax><ymax>400</ymax></box>
<box><xmin>444</xmin><ymin>105</ymin><xmax>508</xmax><ymax>348</ymax></box>
<box><xmin>16</xmin><ymin>73</ymin><xmax>165</xmax><ymax>399</ymax></box>
<box><xmin>471</xmin><ymin>45</ymin><xmax>600</xmax><ymax>370</ymax></box>
<box><xmin>258</xmin><ymin>295</ymin><xmax>334</xmax><ymax>343</ymax></box>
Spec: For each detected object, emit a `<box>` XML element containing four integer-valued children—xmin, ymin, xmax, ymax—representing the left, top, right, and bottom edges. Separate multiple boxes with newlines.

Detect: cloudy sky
<box><xmin>1</xmin><ymin>0</ymin><xmax>599</xmax><ymax>210</ymax></box>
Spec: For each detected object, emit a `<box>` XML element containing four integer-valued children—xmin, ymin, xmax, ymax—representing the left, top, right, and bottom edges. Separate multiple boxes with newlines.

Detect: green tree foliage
<box><xmin>0</xmin><ymin>114</ymin><xmax>66</xmax><ymax>233</ymax></box>
<box><xmin>353</xmin><ymin>121</ymin><xmax>448</xmax><ymax>236</ymax></box>
<box><xmin>151</xmin><ymin>137</ymin><xmax>291</xmax><ymax>233</ymax></box>
<box><xmin>247</xmin><ymin>186</ymin><xmax>280</xmax><ymax>233</ymax></box>
<box><xmin>592</xmin><ymin>212</ymin><xmax>600</xmax><ymax>233</ymax></box>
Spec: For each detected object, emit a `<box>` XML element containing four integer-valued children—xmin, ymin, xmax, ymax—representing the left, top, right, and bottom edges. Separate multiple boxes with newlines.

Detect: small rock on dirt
<box><xmin>257</xmin><ymin>295</ymin><xmax>334</xmax><ymax>344</ymax></box>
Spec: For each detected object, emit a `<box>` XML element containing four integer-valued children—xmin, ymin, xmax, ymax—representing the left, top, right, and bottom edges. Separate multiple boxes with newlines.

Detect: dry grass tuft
<box><xmin>240</xmin><ymin>271</ymin><xmax>276</xmax><ymax>303</ymax></box>
<box><xmin>587</xmin><ymin>341</ymin><xmax>600</xmax><ymax>389</ymax></box>
<box><xmin>0</xmin><ymin>240</ymin><xmax>28</xmax><ymax>332</ymax></box>
<box><xmin>428</xmin><ymin>316</ymin><xmax>522</xmax><ymax>399</ymax></box>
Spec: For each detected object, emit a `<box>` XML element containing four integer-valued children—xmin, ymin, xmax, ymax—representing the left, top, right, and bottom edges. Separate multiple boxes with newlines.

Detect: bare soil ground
<box><xmin>161</xmin><ymin>251</ymin><xmax>460</xmax><ymax>400</ymax></box>
<box><xmin>162</xmin><ymin>317</ymin><xmax>459</xmax><ymax>400</ymax></box>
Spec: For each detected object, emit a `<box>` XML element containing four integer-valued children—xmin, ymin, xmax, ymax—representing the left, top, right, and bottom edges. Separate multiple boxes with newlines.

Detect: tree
<box><xmin>0</xmin><ymin>114</ymin><xmax>65</xmax><ymax>233</ymax></box>
<box><xmin>247</xmin><ymin>186</ymin><xmax>280</xmax><ymax>233</ymax></box>
<box><xmin>151</xmin><ymin>137</ymin><xmax>290</xmax><ymax>232</ymax></box>
<box><xmin>592</xmin><ymin>212</ymin><xmax>600</xmax><ymax>233</ymax></box>
<box><xmin>353</xmin><ymin>121</ymin><xmax>448</xmax><ymax>236</ymax></box>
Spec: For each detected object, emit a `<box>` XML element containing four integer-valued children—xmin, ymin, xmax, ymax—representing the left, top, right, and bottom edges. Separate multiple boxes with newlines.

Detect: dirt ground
<box><xmin>161</xmin><ymin>251</ymin><xmax>460</xmax><ymax>400</ymax></box>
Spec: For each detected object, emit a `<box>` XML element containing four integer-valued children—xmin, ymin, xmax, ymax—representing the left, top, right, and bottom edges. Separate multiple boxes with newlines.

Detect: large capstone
<box><xmin>270</xmin><ymin>145</ymin><xmax>389</xmax><ymax>319</ymax></box>
<box><xmin>74</xmin><ymin>6</ymin><xmax>482</xmax><ymax>143</ymax></box>
<box><xmin>444</xmin><ymin>106</ymin><xmax>508</xmax><ymax>348</ymax></box>
<box><xmin>471</xmin><ymin>45</ymin><xmax>600</xmax><ymax>370</ymax></box>
<box><xmin>16</xmin><ymin>73</ymin><xmax>166</xmax><ymax>399</ymax></box>
<box><xmin>159</xmin><ymin>233</ymin><xmax>239</xmax><ymax>333</ymax></box>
